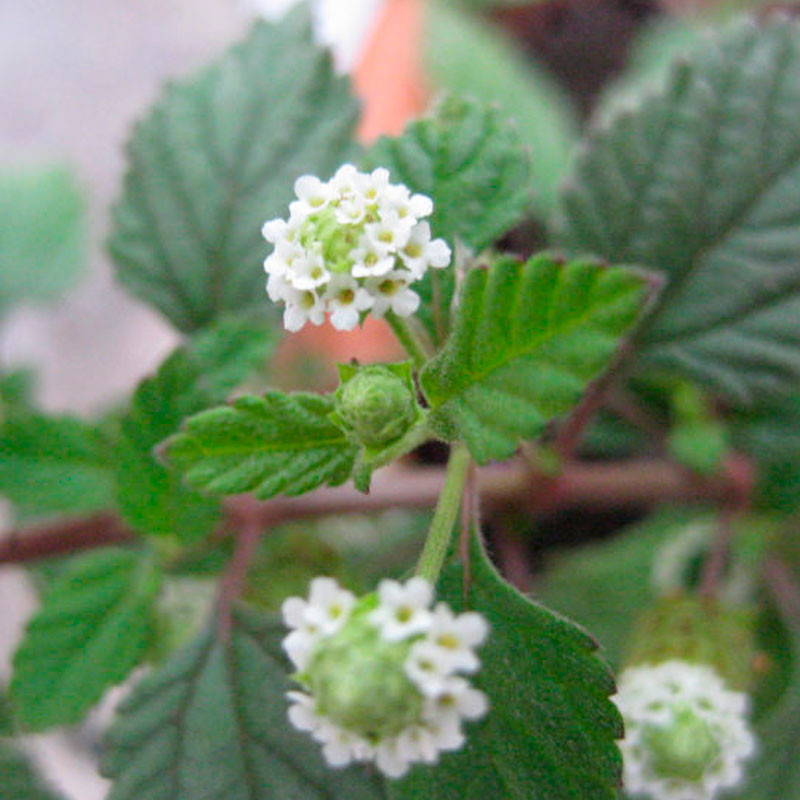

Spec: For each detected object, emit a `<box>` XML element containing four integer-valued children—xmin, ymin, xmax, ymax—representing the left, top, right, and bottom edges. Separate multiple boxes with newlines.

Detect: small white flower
<box><xmin>613</xmin><ymin>660</ymin><xmax>756</xmax><ymax>800</ymax></box>
<box><xmin>292</xmin><ymin>174</ymin><xmax>333</xmax><ymax>216</ymax></box>
<box><xmin>399</xmin><ymin>221</ymin><xmax>451</xmax><ymax>278</ymax></box>
<box><xmin>365</xmin><ymin>211</ymin><xmax>414</xmax><ymax>251</ymax></box>
<box><xmin>302</xmin><ymin>577</ymin><xmax>356</xmax><ymax>636</ymax></box>
<box><xmin>350</xmin><ymin>234</ymin><xmax>395</xmax><ymax>278</ymax></box>
<box><xmin>285</xmin><ymin>251</ymin><xmax>329</xmax><ymax>291</ymax></box>
<box><xmin>405</xmin><ymin>640</ymin><xmax>458</xmax><ymax>697</ymax></box>
<box><xmin>283</xmin><ymin>288</ymin><xmax>326</xmax><ymax>332</ymax></box>
<box><xmin>365</xmin><ymin>271</ymin><xmax>420</xmax><ymax>318</ymax></box>
<box><xmin>281</xmin><ymin>576</ymin><xmax>489</xmax><ymax>778</ymax></box>
<box><xmin>426</xmin><ymin>603</ymin><xmax>489</xmax><ymax>673</ymax></box>
<box><xmin>369</xmin><ymin>577</ymin><xmax>433</xmax><ymax>641</ymax></box>
<box><xmin>324</xmin><ymin>274</ymin><xmax>374</xmax><ymax>331</ymax></box>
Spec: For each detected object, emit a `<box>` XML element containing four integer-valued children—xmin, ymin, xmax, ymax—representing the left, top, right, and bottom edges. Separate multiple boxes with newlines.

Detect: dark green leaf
<box><xmin>0</xmin><ymin>414</ymin><xmax>114</xmax><ymax>515</ymax></box>
<box><xmin>116</xmin><ymin>318</ymin><xmax>273</xmax><ymax>539</ymax></box>
<box><xmin>102</xmin><ymin>609</ymin><xmax>386</xmax><ymax>800</ymax></box>
<box><xmin>110</xmin><ymin>9</ymin><xmax>360</xmax><ymax>331</ymax></box>
<box><xmin>390</xmin><ymin>531</ymin><xmax>622</xmax><ymax>799</ymax></box>
<box><xmin>733</xmin><ymin>394</ymin><xmax>800</xmax><ymax>512</ymax></box>
<box><xmin>731</xmin><ymin>569</ymin><xmax>800</xmax><ymax>799</ymax></box>
<box><xmin>419</xmin><ymin>254</ymin><xmax>648</xmax><ymax>463</ymax></box>
<box><xmin>0</xmin><ymin>369</ymin><xmax>35</xmax><ymax>418</ymax></box>
<box><xmin>365</xmin><ymin>95</ymin><xmax>533</xmax><ymax>342</ymax></box>
<box><xmin>0</xmin><ymin>688</ymin><xmax>13</xmax><ymax>736</ymax></box>
<box><xmin>167</xmin><ymin>391</ymin><xmax>358</xmax><ymax>499</ymax></box>
<box><xmin>555</xmin><ymin>18</ymin><xmax>800</xmax><ymax>403</ymax></box>
<box><xmin>11</xmin><ymin>548</ymin><xmax>161</xmax><ymax>730</ymax></box>
<box><xmin>538</xmin><ymin>510</ymin><xmax>701</xmax><ymax>668</ymax></box>
<box><xmin>424</xmin><ymin>2</ymin><xmax>578</xmax><ymax>216</ymax></box>
<box><xmin>0</xmin><ymin>163</ymin><xmax>86</xmax><ymax>314</ymax></box>
<box><xmin>0</xmin><ymin>741</ymin><xmax>66</xmax><ymax>800</ymax></box>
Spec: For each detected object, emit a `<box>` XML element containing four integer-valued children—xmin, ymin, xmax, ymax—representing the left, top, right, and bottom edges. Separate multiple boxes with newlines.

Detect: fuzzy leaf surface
<box><xmin>167</xmin><ymin>392</ymin><xmax>358</xmax><ymax>499</ymax></box>
<box><xmin>102</xmin><ymin>609</ymin><xmax>386</xmax><ymax>800</ymax></box>
<box><xmin>0</xmin><ymin>414</ymin><xmax>114</xmax><ymax>515</ymax></box>
<box><xmin>110</xmin><ymin>9</ymin><xmax>359</xmax><ymax>332</ymax></box>
<box><xmin>556</xmin><ymin>18</ymin><xmax>800</xmax><ymax>403</ymax></box>
<box><xmin>390</xmin><ymin>532</ymin><xmax>622</xmax><ymax>799</ymax></box>
<box><xmin>365</xmin><ymin>95</ymin><xmax>532</xmax><ymax>342</ymax></box>
<box><xmin>424</xmin><ymin>2</ymin><xmax>578</xmax><ymax>216</ymax></box>
<box><xmin>116</xmin><ymin>318</ymin><xmax>273</xmax><ymax>540</ymax></box>
<box><xmin>11</xmin><ymin>548</ymin><xmax>161</xmax><ymax>730</ymax></box>
<box><xmin>0</xmin><ymin>741</ymin><xmax>66</xmax><ymax>800</ymax></box>
<box><xmin>0</xmin><ymin>164</ymin><xmax>86</xmax><ymax>314</ymax></box>
<box><xmin>419</xmin><ymin>255</ymin><xmax>647</xmax><ymax>463</ymax></box>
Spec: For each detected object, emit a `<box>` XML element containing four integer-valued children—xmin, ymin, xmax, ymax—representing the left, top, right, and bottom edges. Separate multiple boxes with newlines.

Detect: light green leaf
<box><xmin>11</xmin><ymin>548</ymin><xmax>161</xmax><ymax>730</ymax></box>
<box><xmin>365</xmin><ymin>95</ymin><xmax>533</xmax><ymax>342</ymax></box>
<box><xmin>555</xmin><ymin>18</ymin><xmax>800</xmax><ymax>403</ymax></box>
<box><xmin>116</xmin><ymin>318</ymin><xmax>273</xmax><ymax>540</ymax></box>
<box><xmin>425</xmin><ymin>2</ymin><xmax>578</xmax><ymax>216</ymax></box>
<box><xmin>419</xmin><ymin>254</ymin><xmax>648</xmax><ymax>463</ymax></box>
<box><xmin>390</xmin><ymin>531</ymin><xmax>622</xmax><ymax>799</ymax></box>
<box><xmin>110</xmin><ymin>9</ymin><xmax>360</xmax><ymax>332</ymax></box>
<box><xmin>0</xmin><ymin>414</ymin><xmax>114</xmax><ymax>516</ymax></box>
<box><xmin>0</xmin><ymin>164</ymin><xmax>86</xmax><ymax>314</ymax></box>
<box><xmin>167</xmin><ymin>391</ymin><xmax>358</xmax><ymax>499</ymax></box>
<box><xmin>0</xmin><ymin>741</ymin><xmax>66</xmax><ymax>800</ymax></box>
<box><xmin>0</xmin><ymin>369</ymin><xmax>35</xmax><ymax>419</ymax></box>
<box><xmin>101</xmin><ymin>609</ymin><xmax>386</xmax><ymax>800</ymax></box>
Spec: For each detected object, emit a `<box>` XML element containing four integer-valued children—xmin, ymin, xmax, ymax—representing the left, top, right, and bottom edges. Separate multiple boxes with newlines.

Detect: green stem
<box><xmin>416</xmin><ymin>442</ymin><xmax>472</xmax><ymax>584</ymax></box>
<box><xmin>385</xmin><ymin>311</ymin><xmax>430</xmax><ymax>370</ymax></box>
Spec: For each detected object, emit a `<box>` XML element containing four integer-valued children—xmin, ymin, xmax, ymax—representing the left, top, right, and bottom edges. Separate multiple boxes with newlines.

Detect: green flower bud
<box><xmin>644</xmin><ymin>705</ymin><xmax>722</xmax><ymax>782</ymax></box>
<box><xmin>305</xmin><ymin>602</ymin><xmax>422</xmax><ymax>741</ymax></box>
<box><xmin>331</xmin><ymin>362</ymin><xmax>421</xmax><ymax>450</ymax></box>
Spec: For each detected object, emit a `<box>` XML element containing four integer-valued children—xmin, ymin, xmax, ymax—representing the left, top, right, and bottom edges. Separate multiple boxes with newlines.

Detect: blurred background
<box><xmin>0</xmin><ymin>0</ymin><xmax>775</xmax><ymax>795</ymax></box>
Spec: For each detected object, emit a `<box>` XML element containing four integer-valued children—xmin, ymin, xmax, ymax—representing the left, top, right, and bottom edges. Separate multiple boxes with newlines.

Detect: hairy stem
<box><xmin>385</xmin><ymin>311</ymin><xmax>430</xmax><ymax>370</ymax></box>
<box><xmin>415</xmin><ymin>443</ymin><xmax>472</xmax><ymax>584</ymax></box>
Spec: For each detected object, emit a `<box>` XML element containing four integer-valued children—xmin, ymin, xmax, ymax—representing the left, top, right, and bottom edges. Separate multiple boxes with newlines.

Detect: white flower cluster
<box><xmin>614</xmin><ymin>660</ymin><xmax>755</xmax><ymax>800</ymax></box>
<box><xmin>262</xmin><ymin>164</ymin><xmax>451</xmax><ymax>332</ymax></box>
<box><xmin>282</xmin><ymin>576</ymin><xmax>489</xmax><ymax>778</ymax></box>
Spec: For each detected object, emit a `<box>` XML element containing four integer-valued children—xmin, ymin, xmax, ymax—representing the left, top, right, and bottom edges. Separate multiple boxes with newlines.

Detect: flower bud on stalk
<box><xmin>331</xmin><ymin>362</ymin><xmax>421</xmax><ymax>450</ymax></box>
<box><xmin>281</xmin><ymin>576</ymin><xmax>489</xmax><ymax>778</ymax></box>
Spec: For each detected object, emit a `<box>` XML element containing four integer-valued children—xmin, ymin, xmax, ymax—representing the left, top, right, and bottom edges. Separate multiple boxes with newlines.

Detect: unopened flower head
<box><xmin>281</xmin><ymin>576</ymin><xmax>489</xmax><ymax>778</ymax></box>
<box><xmin>613</xmin><ymin>660</ymin><xmax>755</xmax><ymax>800</ymax></box>
<box><xmin>263</xmin><ymin>164</ymin><xmax>451</xmax><ymax>332</ymax></box>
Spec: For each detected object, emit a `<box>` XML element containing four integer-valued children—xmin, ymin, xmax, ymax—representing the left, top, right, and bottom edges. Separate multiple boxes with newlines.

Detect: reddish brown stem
<box><xmin>698</xmin><ymin>508</ymin><xmax>736</xmax><ymax>598</ymax></box>
<box><xmin>764</xmin><ymin>557</ymin><xmax>800</xmax><ymax>632</ymax></box>
<box><xmin>0</xmin><ymin>456</ymin><xmax>754</xmax><ymax>567</ymax></box>
<box><xmin>216</xmin><ymin>519</ymin><xmax>265</xmax><ymax>642</ymax></box>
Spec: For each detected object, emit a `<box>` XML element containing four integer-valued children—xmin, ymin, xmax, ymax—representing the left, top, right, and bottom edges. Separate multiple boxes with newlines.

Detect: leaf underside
<box><xmin>11</xmin><ymin>548</ymin><xmax>161</xmax><ymax>730</ymax></box>
<box><xmin>110</xmin><ymin>8</ymin><xmax>360</xmax><ymax>332</ymax></box>
<box><xmin>389</xmin><ymin>531</ymin><xmax>623</xmax><ymax>799</ymax></box>
<box><xmin>102</xmin><ymin>609</ymin><xmax>386</xmax><ymax>800</ymax></box>
<box><xmin>0</xmin><ymin>741</ymin><xmax>66</xmax><ymax>800</ymax></box>
<box><xmin>555</xmin><ymin>17</ymin><xmax>800</xmax><ymax>404</ymax></box>
<box><xmin>420</xmin><ymin>254</ymin><xmax>647</xmax><ymax>463</ymax></box>
<box><xmin>167</xmin><ymin>392</ymin><xmax>358</xmax><ymax>500</ymax></box>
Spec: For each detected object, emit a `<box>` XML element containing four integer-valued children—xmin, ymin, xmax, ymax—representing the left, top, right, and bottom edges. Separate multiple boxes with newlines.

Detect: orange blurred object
<box><xmin>353</xmin><ymin>0</ymin><xmax>429</xmax><ymax>143</ymax></box>
<box><xmin>275</xmin><ymin>0</ymin><xmax>429</xmax><ymax>387</ymax></box>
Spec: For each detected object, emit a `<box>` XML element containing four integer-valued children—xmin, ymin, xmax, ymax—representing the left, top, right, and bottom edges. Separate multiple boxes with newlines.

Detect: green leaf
<box><xmin>0</xmin><ymin>688</ymin><xmax>13</xmax><ymax>736</ymax></box>
<box><xmin>102</xmin><ymin>609</ymin><xmax>386</xmax><ymax>800</ymax></box>
<box><xmin>0</xmin><ymin>163</ymin><xmax>86</xmax><ymax>314</ymax></box>
<box><xmin>425</xmin><ymin>2</ymin><xmax>578</xmax><ymax>216</ymax></box>
<box><xmin>0</xmin><ymin>741</ymin><xmax>66</xmax><ymax>800</ymax></box>
<box><xmin>390</xmin><ymin>531</ymin><xmax>622</xmax><ymax>799</ymax></box>
<box><xmin>731</xmin><ymin>572</ymin><xmax>800</xmax><ymax>799</ymax></box>
<box><xmin>167</xmin><ymin>391</ymin><xmax>358</xmax><ymax>499</ymax></box>
<box><xmin>538</xmin><ymin>510</ymin><xmax>701</xmax><ymax>668</ymax></box>
<box><xmin>555</xmin><ymin>18</ymin><xmax>800</xmax><ymax>403</ymax></box>
<box><xmin>733</xmin><ymin>394</ymin><xmax>800</xmax><ymax>512</ymax></box>
<box><xmin>365</xmin><ymin>95</ymin><xmax>533</xmax><ymax>342</ymax></box>
<box><xmin>0</xmin><ymin>414</ymin><xmax>114</xmax><ymax>515</ymax></box>
<box><xmin>419</xmin><ymin>254</ymin><xmax>648</xmax><ymax>463</ymax></box>
<box><xmin>110</xmin><ymin>9</ymin><xmax>360</xmax><ymax>332</ymax></box>
<box><xmin>0</xmin><ymin>369</ymin><xmax>35</xmax><ymax>418</ymax></box>
<box><xmin>116</xmin><ymin>318</ymin><xmax>273</xmax><ymax>539</ymax></box>
<box><xmin>11</xmin><ymin>548</ymin><xmax>161</xmax><ymax>730</ymax></box>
